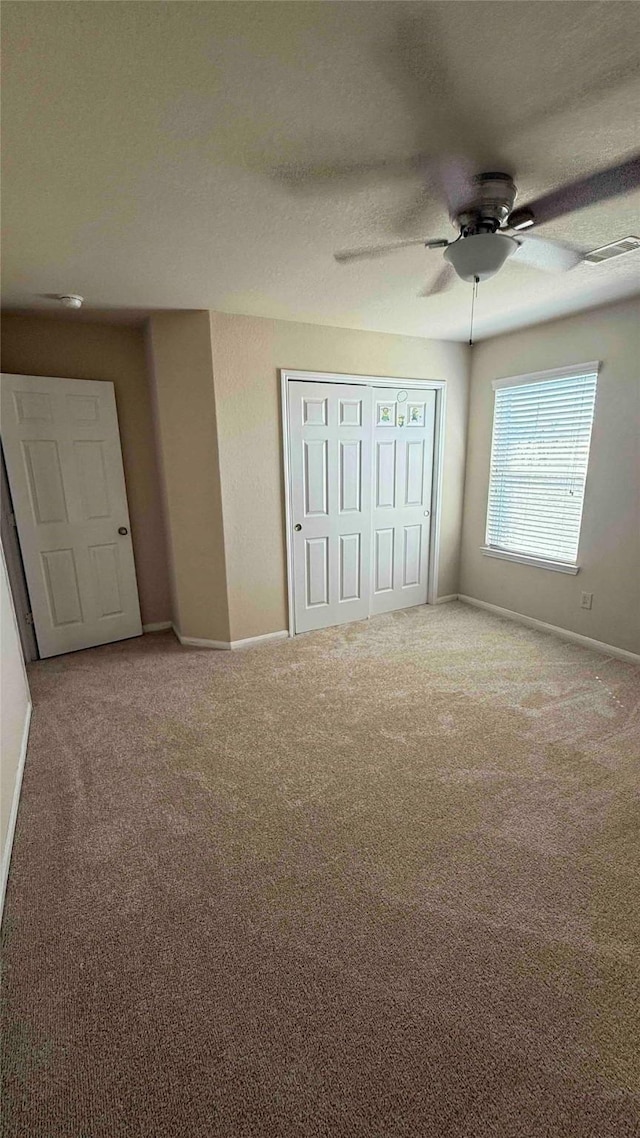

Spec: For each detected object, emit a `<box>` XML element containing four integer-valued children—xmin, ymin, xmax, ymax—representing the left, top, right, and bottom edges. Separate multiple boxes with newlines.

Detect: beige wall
<box><xmin>146</xmin><ymin>312</ymin><xmax>230</xmax><ymax>643</ymax></box>
<box><xmin>209</xmin><ymin>312</ymin><xmax>470</xmax><ymax>641</ymax></box>
<box><xmin>0</xmin><ymin>315</ymin><xmax>171</xmax><ymax>626</ymax></box>
<box><xmin>460</xmin><ymin>298</ymin><xmax>640</xmax><ymax>655</ymax></box>
<box><xmin>1</xmin><ymin>540</ymin><xmax>31</xmax><ymax>910</ymax></box>
<box><xmin>7</xmin><ymin>302</ymin><xmax>634</xmax><ymax>654</ymax></box>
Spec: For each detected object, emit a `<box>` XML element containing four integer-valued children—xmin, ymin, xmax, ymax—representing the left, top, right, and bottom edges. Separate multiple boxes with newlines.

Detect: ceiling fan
<box><xmin>333</xmin><ymin>155</ymin><xmax>640</xmax><ymax>296</ymax></box>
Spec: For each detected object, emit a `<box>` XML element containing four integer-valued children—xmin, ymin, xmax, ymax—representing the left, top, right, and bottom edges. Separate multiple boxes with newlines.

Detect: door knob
<box><xmin>294</xmin><ymin>523</ymin><xmax>302</xmax><ymax>532</ymax></box>
<box><xmin>118</xmin><ymin>526</ymin><xmax>129</xmax><ymax>535</ymax></box>
<box><xmin>423</xmin><ymin>511</ymin><xmax>430</xmax><ymax>518</ymax></box>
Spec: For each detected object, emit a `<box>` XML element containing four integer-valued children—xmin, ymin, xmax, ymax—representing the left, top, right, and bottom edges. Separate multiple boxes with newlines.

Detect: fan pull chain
<box><xmin>469</xmin><ymin>275</ymin><xmax>479</xmax><ymax>346</ymax></box>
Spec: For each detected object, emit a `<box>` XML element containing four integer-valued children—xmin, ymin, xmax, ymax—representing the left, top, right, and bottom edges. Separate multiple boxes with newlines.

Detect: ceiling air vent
<box><xmin>584</xmin><ymin>236</ymin><xmax>640</xmax><ymax>264</ymax></box>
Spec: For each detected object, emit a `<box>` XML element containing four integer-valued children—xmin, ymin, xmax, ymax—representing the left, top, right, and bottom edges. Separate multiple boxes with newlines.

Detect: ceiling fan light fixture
<box><xmin>57</xmin><ymin>293</ymin><xmax>83</xmax><ymax>309</ymax></box>
<box><xmin>444</xmin><ymin>233</ymin><xmax>518</xmax><ymax>283</ymax></box>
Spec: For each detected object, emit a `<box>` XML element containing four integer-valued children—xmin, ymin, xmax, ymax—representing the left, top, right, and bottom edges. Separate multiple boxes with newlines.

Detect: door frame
<box><xmin>0</xmin><ymin>446</ymin><xmax>38</xmax><ymax>662</ymax></box>
<box><xmin>280</xmin><ymin>369</ymin><xmax>447</xmax><ymax>637</ymax></box>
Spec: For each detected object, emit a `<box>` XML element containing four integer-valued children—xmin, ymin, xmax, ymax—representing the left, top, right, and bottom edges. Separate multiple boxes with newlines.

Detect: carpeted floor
<box><xmin>1</xmin><ymin>602</ymin><xmax>639</xmax><ymax>1137</ymax></box>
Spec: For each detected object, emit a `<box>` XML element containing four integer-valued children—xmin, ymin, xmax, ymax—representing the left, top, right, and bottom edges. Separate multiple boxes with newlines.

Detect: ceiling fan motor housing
<box><xmin>455</xmin><ymin>172</ymin><xmax>517</xmax><ymax>234</ymax></box>
<box><xmin>444</xmin><ymin>172</ymin><xmax>519</xmax><ymax>282</ymax></box>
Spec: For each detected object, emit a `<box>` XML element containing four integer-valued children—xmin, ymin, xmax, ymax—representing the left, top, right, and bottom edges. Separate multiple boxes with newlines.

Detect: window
<box><xmin>483</xmin><ymin>362</ymin><xmax>599</xmax><ymax>572</ymax></box>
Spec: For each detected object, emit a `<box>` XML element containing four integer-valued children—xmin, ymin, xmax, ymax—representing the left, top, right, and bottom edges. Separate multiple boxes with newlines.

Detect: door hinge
<box><xmin>25</xmin><ymin>612</ymin><xmax>35</xmax><ymax>626</ymax></box>
<box><xmin>9</xmin><ymin>512</ymin><xmax>18</xmax><ymax>528</ymax></box>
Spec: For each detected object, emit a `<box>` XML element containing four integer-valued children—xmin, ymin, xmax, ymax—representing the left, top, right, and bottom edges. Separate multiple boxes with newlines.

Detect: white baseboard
<box><xmin>172</xmin><ymin>625</ymin><xmax>230</xmax><ymax>649</ymax></box>
<box><xmin>435</xmin><ymin>594</ymin><xmax>459</xmax><ymax>605</ymax></box>
<box><xmin>458</xmin><ymin>595</ymin><xmax>640</xmax><ymax>665</ymax></box>
<box><xmin>142</xmin><ymin>621</ymin><xmax>173</xmax><ymax>633</ymax></box>
<box><xmin>1</xmin><ymin>701</ymin><xmax>32</xmax><ymax>920</ymax></box>
<box><xmin>229</xmin><ymin>630</ymin><xmax>289</xmax><ymax>649</ymax></box>
<box><xmin>171</xmin><ymin>625</ymin><xmax>289</xmax><ymax>651</ymax></box>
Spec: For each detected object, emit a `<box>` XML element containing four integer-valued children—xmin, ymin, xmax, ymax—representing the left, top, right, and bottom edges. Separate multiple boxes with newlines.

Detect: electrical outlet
<box><xmin>580</xmin><ymin>592</ymin><xmax>593</xmax><ymax>610</ymax></box>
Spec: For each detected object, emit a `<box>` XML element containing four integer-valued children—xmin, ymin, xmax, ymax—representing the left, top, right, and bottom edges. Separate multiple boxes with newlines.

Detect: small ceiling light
<box><xmin>508</xmin><ymin>208</ymin><xmax>535</xmax><ymax>231</ymax></box>
<box><xmin>445</xmin><ymin>233</ymin><xmax>518</xmax><ymax>283</ymax></box>
<box><xmin>58</xmin><ymin>294</ymin><xmax>83</xmax><ymax>309</ymax></box>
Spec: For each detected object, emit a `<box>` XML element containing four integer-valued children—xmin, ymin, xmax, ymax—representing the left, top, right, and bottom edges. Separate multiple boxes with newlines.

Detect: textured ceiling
<box><xmin>2</xmin><ymin>1</ymin><xmax>640</xmax><ymax>341</ymax></box>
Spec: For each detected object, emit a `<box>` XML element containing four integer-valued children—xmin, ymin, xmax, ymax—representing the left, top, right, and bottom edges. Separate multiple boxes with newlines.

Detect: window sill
<box><xmin>480</xmin><ymin>547</ymin><xmax>580</xmax><ymax>575</ymax></box>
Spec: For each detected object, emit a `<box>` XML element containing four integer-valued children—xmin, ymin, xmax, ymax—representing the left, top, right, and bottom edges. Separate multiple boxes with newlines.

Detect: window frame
<box><xmin>482</xmin><ymin>361</ymin><xmax>600</xmax><ymax>574</ymax></box>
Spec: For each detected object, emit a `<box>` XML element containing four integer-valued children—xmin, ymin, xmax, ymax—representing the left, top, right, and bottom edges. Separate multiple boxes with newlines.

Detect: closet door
<box><xmin>370</xmin><ymin>387</ymin><xmax>436</xmax><ymax>615</ymax></box>
<box><xmin>289</xmin><ymin>381</ymin><xmax>373</xmax><ymax>633</ymax></box>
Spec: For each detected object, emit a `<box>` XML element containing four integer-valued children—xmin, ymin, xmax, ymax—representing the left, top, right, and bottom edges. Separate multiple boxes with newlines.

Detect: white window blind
<box><xmin>485</xmin><ymin>364</ymin><xmax>599</xmax><ymax>566</ymax></box>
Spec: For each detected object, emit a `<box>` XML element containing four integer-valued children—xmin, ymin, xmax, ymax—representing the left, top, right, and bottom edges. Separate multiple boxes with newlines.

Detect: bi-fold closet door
<box><xmin>288</xmin><ymin>379</ymin><xmax>436</xmax><ymax>634</ymax></box>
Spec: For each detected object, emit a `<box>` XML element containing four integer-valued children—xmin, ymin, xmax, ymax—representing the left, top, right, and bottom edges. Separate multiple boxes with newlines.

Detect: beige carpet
<box><xmin>1</xmin><ymin>602</ymin><xmax>639</xmax><ymax>1137</ymax></box>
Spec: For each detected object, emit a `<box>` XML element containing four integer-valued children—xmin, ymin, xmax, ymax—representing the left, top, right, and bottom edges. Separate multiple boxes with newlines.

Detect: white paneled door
<box><xmin>371</xmin><ymin>387</ymin><xmax>436</xmax><ymax>615</ymax></box>
<box><xmin>287</xmin><ymin>378</ymin><xmax>437</xmax><ymax>634</ymax></box>
<box><xmin>1</xmin><ymin>373</ymin><xmax>142</xmax><ymax>658</ymax></box>
<box><xmin>289</xmin><ymin>381</ymin><xmax>373</xmax><ymax>633</ymax></box>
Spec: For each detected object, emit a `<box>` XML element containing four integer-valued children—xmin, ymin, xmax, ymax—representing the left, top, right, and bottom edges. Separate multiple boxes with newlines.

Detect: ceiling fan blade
<box><xmin>436</xmin><ymin>155</ymin><xmax>482</xmax><ymax>217</ymax></box>
<box><xmin>279</xmin><ymin>148</ymin><xmax>478</xmax><ymax>234</ymax></box>
<box><xmin>334</xmin><ymin>237</ymin><xmax>449</xmax><ymax>264</ymax></box>
<box><xmin>383</xmin><ymin>12</ymin><xmax>505</xmax><ymax>165</ymax></box>
<box><xmin>275</xmin><ymin>152</ymin><xmax>442</xmax><ymax>194</ymax></box>
<box><xmin>397</xmin><ymin>153</ymin><xmax>480</xmax><ymax>235</ymax></box>
<box><xmin>419</xmin><ymin>263</ymin><xmax>456</xmax><ymax>297</ymax></box>
<box><xmin>277</xmin><ymin>7</ymin><xmax>501</xmax><ymax>209</ymax></box>
<box><xmin>510</xmin><ymin>233</ymin><xmax>585</xmax><ymax>273</ymax></box>
<box><xmin>509</xmin><ymin>152</ymin><xmax>640</xmax><ymax>229</ymax></box>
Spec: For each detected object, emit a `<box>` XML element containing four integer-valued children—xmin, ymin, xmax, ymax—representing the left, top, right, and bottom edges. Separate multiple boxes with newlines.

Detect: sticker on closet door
<box><xmin>407</xmin><ymin>403</ymin><xmax>426</xmax><ymax>426</ymax></box>
<box><xmin>377</xmin><ymin>402</ymin><xmax>396</xmax><ymax>426</ymax></box>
